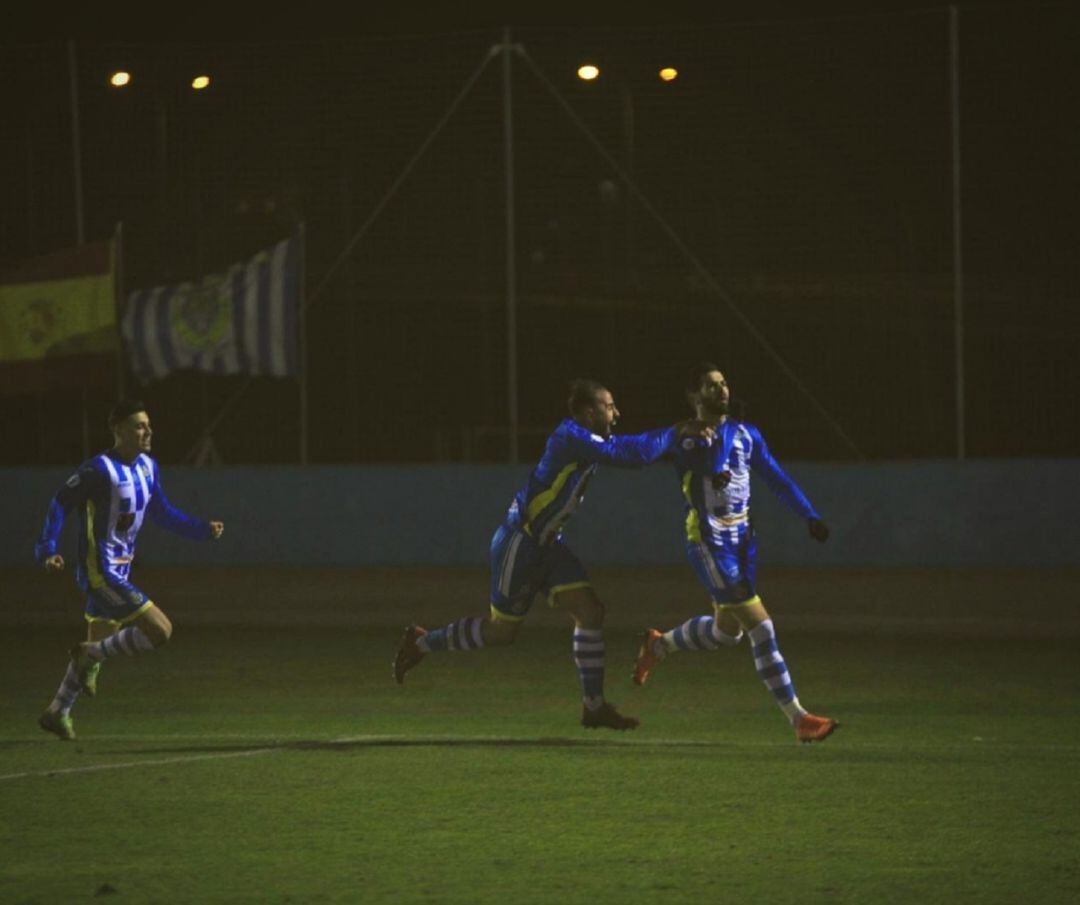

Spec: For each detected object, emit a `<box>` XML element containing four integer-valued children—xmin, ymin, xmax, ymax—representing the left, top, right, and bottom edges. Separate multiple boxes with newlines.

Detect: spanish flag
<box><xmin>0</xmin><ymin>240</ymin><xmax>118</xmax><ymax>394</ymax></box>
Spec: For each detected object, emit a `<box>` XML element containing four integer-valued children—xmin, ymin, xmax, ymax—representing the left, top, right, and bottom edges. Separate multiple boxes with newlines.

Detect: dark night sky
<box><xmin>2</xmin><ymin>8</ymin><xmax>1078</xmax><ymax>465</ymax></box>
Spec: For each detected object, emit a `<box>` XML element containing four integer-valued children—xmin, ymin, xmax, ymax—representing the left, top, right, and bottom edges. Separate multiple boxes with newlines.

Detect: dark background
<box><xmin>2</xmin><ymin>9</ymin><xmax>1077</xmax><ymax>466</ymax></box>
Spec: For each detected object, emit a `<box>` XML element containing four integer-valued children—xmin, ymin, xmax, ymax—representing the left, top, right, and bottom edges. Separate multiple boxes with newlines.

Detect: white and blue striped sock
<box><xmin>662</xmin><ymin>615</ymin><xmax>742</xmax><ymax>654</ymax></box>
<box><xmin>748</xmin><ymin>619</ymin><xmax>806</xmax><ymax>725</ymax></box>
<box><xmin>419</xmin><ymin>617</ymin><xmax>485</xmax><ymax>653</ymax></box>
<box><xmin>49</xmin><ymin>662</ymin><xmax>83</xmax><ymax>716</ymax></box>
<box><xmin>573</xmin><ymin>629</ymin><xmax>605</xmax><ymax>710</ymax></box>
<box><xmin>89</xmin><ymin>626</ymin><xmax>155</xmax><ymax>661</ymax></box>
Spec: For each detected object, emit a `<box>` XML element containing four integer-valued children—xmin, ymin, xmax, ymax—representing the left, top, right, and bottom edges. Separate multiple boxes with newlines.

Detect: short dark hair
<box><xmin>686</xmin><ymin>362</ymin><xmax>721</xmax><ymax>395</ymax></box>
<box><xmin>108</xmin><ymin>399</ymin><xmax>147</xmax><ymax>429</ymax></box>
<box><xmin>567</xmin><ymin>378</ymin><xmax>607</xmax><ymax>417</ymax></box>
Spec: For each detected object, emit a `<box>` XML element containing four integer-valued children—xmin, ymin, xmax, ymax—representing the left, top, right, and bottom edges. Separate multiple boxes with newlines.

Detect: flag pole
<box><xmin>114</xmin><ymin>221</ymin><xmax>126</xmax><ymax>399</ymax></box>
<box><xmin>501</xmin><ymin>27</ymin><xmax>519</xmax><ymax>465</ymax></box>
<box><xmin>69</xmin><ymin>38</ymin><xmax>90</xmax><ymax>458</ymax></box>
<box><xmin>67</xmin><ymin>39</ymin><xmax>85</xmax><ymax>247</ymax></box>
<box><xmin>298</xmin><ymin>222</ymin><xmax>308</xmax><ymax>465</ymax></box>
<box><xmin>950</xmin><ymin>5</ymin><xmax>966</xmax><ymax>461</ymax></box>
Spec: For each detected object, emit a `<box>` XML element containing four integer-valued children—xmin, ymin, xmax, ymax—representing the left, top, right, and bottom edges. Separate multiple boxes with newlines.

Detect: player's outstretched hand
<box><xmin>209</xmin><ymin>521</ymin><xmax>225</xmax><ymax>540</ymax></box>
<box><xmin>676</xmin><ymin>419</ymin><xmax>716</xmax><ymax>442</ymax></box>
<box><xmin>44</xmin><ymin>554</ymin><xmax>65</xmax><ymax>572</ymax></box>
<box><xmin>808</xmin><ymin>519</ymin><xmax>830</xmax><ymax>543</ymax></box>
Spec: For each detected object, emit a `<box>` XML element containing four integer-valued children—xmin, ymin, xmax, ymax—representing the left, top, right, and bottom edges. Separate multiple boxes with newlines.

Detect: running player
<box><xmin>393</xmin><ymin>378</ymin><xmax>708</xmax><ymax>731</ymax></box>
<box><xmin>632</xmin><ymin>363</ymin><xmax>838</xmax><ymax>743</ymax></box>
<box><xmin>34</xmin><ymin>399</ymin><xmax>224</xmax><ymax>740</ymax></box>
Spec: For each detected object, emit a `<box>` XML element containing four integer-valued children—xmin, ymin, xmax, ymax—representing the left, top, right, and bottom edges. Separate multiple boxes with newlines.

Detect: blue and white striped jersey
<box><xmin>673</xmin><ymin>420</ymin><xmax>819</xmax><ymax>546</ymax></box>
<box><xmin>34</xmin><ymin>450</ymin><xmax>210</xmax><ymax>590</ymax></box>
<box><xmin>506</xmin><ymin>418</ymin><xmax>677</xmax><ymax>544</ymax></box>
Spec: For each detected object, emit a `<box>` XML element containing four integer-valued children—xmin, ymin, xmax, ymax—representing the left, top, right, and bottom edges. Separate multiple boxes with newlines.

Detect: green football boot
<box><xmin>38</xmin><ymin>709</ymin><xmax>76</xmax><ymax>741</ymax></box>
<box><xmin>81</xmin><ymin>661</ymin><xmax>102</xmax><ymax>697</ymax></box>
<box><xmin>69</xmin><ymin>643</ymin><xmax>99</xmax><ymax>697</ymax></box>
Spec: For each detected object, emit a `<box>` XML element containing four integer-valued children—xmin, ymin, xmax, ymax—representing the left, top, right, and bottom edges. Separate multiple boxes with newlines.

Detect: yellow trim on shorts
<box><xmin>489</xmin><ymin>605</ymin><xmax>526</xmax><ymax>623</ymax></box>
<box><xmin>84</xmin><ymin>600</ymin><xmax>154</xmax><ymax>625</ymax></box>
<box><xmin>714</xmin><ymin>594</ymin><xmax>762</xmax><ymax>612</ymax></box>
<box><xmin>547</xmin><ymin>581</ymin><xmax>592</xmax><ymax>608</ymax></box>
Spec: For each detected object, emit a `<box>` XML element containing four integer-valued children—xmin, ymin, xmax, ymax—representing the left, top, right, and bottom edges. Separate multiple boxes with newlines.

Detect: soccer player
<box><xmin>393</xmin><ymin>378</ymin><xmax>707</xmax><ymax>731</ymax></box>
<box><xmin>632</xmin><ymin>363</ymin><xmax>838</xmax><ymax>743</ymax></box>
<box><xmin>34</xmin><ymin>399</ymin><xmax>224</xmax><ymax>740</ymax></box>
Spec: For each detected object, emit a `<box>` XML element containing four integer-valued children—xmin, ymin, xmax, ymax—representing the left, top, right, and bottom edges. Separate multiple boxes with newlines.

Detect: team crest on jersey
<box><xmin>171</xmin><ymin>277</ymin><xmax>233</xmax><ymax>354</ymax></box>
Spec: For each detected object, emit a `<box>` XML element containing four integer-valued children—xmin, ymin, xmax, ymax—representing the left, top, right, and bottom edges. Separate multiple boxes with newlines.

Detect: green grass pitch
<box><xmin>2</xmin><ymin>566</ymin><xmax>1080</xmax><ymax>903</ymax></box>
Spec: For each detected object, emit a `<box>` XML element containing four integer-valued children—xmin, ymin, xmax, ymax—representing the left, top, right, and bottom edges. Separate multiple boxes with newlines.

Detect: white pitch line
<box><xmin>0</xmin><ymin>733</ymin><xmax>733</xmax><ymax>783</ymax></box>
<box><xmin>0</xmin><ymin>747</ymin><xmax>278</xmax><ymax>782</ymax></box>
<box><xmin>0</xmin><ymin>734</ymin><xmax>734</xmax><ymax>783</ymax></box>
<box><xmin>3</xmin><ymin>733</ymin><xmax>1079</xmax><ymax>783</ymax></box>
<box><xmin>4</xmin><ymin>731</ymin><xmax>1080</xmax><ymax>753</ymax></box>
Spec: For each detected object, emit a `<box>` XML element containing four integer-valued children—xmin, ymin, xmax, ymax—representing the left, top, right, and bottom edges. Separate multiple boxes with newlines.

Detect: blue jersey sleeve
<box><xmin>747</xmin><ymin>424</ymin><xmax>820</xmax><ymax>521</ymax></box>
<box><xmin>562</xmin><ymin>421</ymin><xmax>677</xmax><ymax>468</ymax></box>
<box><xmin>33</xmin><ymin>463</ymin><xmax>106</xmax><ymax>563</ymax></box>
<box><xmin>146</xmin><ymin>471</ymin><xmax>212</xmax><ymax>540</ymax></box>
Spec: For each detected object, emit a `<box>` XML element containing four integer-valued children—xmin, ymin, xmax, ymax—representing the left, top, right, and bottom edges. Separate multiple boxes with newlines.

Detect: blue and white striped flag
<box><xmin>122</xmin><ymin>234</ymin><xmax>300</xmax><ymax>380</ymax></box>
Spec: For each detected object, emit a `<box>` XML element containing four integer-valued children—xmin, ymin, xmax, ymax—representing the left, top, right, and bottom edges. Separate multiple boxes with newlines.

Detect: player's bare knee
<box><xmin>571</xmin><ymin>595</ymin><xmax>604</xmax><ymax>630</ymax></box>
<box><xmin>714</xmin><ymin>609</ymin><xmax>744</xmax><ymax>644</ymax></box>
<box><xmin>141</xmin><ymin>612</ymin><xmax>172</xmax><ymax>646</ymax></box>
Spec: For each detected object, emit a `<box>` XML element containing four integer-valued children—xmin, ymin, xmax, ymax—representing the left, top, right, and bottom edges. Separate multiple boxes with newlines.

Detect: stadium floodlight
<box><xmin>658</xmin><ymin>67</ymin><xmax>678</xmax><ymax>82</ymax></box>
<box><xmin>191</xmin><ymin>75</ymin><xmax>211</xmax><ymax>91</ymax></box>
<box><xmin>576</xmin><ymin>64</ymin><xmax>600</xmax><ymax>81</ymax></box>
<box><xmin>108</xmin><ymin>71</ymin><xmax>131</xmax><ymax>88</ymax></box>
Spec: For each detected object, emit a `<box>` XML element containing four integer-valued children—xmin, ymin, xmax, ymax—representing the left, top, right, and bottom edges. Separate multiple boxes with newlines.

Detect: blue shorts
<box><xmin>489</xmin><ymin>523</ymin><xmax>590</xmax><ymax>621</ymax></box>
<box><xmin>84</xmin><ymin>579</ymin><xmax>153</xmax><ymax>624</ymax></box>
<box><xmin>687</xmin><ymin>526</ymin><xmax>758</xmax><ymax>606</ymax></box>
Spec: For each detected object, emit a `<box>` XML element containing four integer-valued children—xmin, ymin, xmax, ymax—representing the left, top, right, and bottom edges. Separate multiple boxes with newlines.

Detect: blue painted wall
<box><xmin>6</xmin><ymin>460</ymin><xmax>1078</xmax><ymax>568</ymax></box>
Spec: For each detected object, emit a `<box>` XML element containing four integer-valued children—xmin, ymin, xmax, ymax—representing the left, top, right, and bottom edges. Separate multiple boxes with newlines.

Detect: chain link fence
<box><xmin>2</xmin><ymin>10</ymin><xmax>1076</xmax><ymax>464</ymax></box>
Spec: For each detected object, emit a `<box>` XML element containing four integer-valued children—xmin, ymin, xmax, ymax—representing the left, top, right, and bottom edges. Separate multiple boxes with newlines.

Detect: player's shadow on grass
<box><xmin>101</xmin><ymin>736</ymin><xmax>740</xmax><ymax>756</ymax></box>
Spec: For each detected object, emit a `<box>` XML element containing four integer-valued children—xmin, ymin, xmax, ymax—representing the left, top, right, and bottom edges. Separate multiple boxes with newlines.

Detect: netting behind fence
<box><xmin>2</xmin><ymin>11</ymin><xmax>1077</xmax><ymax>465</ymax></box>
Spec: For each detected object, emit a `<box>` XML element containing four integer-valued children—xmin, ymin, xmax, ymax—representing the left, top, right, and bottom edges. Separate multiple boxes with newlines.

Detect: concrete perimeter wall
<box><xmin>3</xmin><ymin>460</ymin><xmax>1077</xmax><ymax>569</ymax></box>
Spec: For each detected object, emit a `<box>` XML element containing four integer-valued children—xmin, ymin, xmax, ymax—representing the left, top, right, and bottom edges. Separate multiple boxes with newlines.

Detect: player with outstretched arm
<box><xmin>394</xmin><ymin>378</ymin><xmax>709</xmax><ymax>731</ymax></box>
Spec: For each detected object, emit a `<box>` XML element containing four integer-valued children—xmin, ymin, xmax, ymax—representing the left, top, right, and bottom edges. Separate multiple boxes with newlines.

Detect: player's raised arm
<box><xmin>561</xmin><ymin>378</ymin><xmax>714</xmax><ymax>468</ymax></box>
<box><xmin>562</xmin><ymin>418</ymin><xmax>678</xmax><ymax>468</ymax></box>
<box><xmin>746</xmin><ymin>423</ymin><xmax>821</xmax><ymax>523</ymax></box>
